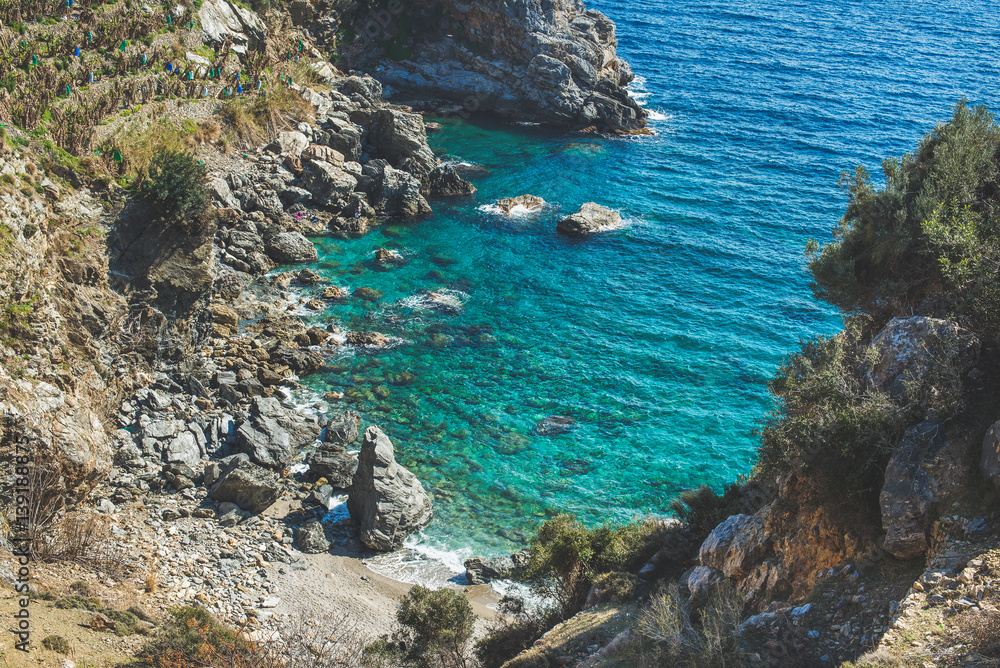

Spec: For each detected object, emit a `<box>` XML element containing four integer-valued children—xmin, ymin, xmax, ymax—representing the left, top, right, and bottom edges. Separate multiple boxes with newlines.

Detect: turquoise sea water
<box><xmin>297</xmin><ymin>0</ymin><xmax>1000</xmax><ymax>577</ymax></box>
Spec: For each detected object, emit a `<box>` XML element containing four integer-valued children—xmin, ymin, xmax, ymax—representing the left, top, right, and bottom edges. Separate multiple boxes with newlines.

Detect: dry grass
<box><xmin>217</xmin><ymin>87</ymin><xmax>315</xmax><ymax>151</ymax></box>
<box><xmin>102</xmin><ymin>119</ymin><xmax>197</xmax><ymax>188</ymax></box>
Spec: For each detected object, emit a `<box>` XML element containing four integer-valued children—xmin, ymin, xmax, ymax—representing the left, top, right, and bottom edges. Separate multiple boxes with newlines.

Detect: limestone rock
<box><xmin>367</xmin><ymin>161</ymin><xmax>431</xmax><ymax>217</ymax></box>
<box><xmin>557</xmin><ymin>202</ymin><xmax>621</xmax><ymax>235</ymax></box>
<box><xmin>324</xmin><ymin>410</ymin><xmax>361</xmax><ymax>446</ymax></box>
<box><xmin>234</xmin><ymin>396</ymin><xmax>319</xmax><ymax>469</ymax></box>
<box><xmin>357</xmin><ymin>1</ymin><xmax>646</xmax><ymax>131</ymax></box>
<box><xmin>370</xmin><ymin>109</ymin><xmax>437</xmax><ymax>177</ymax></box>
<box><xmin>880</xmin><ymin>421</ymin><xmax>948</xmax><ymax>559</ymax></box>
<box><xmin>267</xmin><ymin>131</ymin><xmax>310</xmax><ymax>157</ymax></box>
<box><xmin>463</xmin><ymin>551</ymin><xmax>529</xmax><ymax>585</ymax></box>
<box><xmin>265</xmin><ymin>232</ymin><xmax>318</xmax><ymax>264</ymax></box>
<box><xmin>301</xmin><ymin>159</ymin><xmax>358</xmax><ymax>209</ymax></box>
<box><xmin>209</xmin><ymin>457</ymin><xmax>281</xmax><ymax>514</ymax></box>
<box><xmin>347</xmin><ymin>426</ymin><xmax>433</xmax><ymax>551</ymax></box>
<box><xmin>198</xmin><ymin>0</ymin><xmax>266</xmax><ymax>55</ymax></box>
<box><xmin>686</xmin><ymin>565</ymin><xmax>723</xmax><ymax>599</ymax></box>
<box><xmin>869</xmin><ymin>316</ymin><xmax>979</xmax><ymax>400</ymax></box>
<box><xmin>698</xmin><ymin>513</ymin><xmax>770</xmax><ymax>580</ymax></box>
<box><xmin>268</xmin><ymin>345</ymin><xmax>324</xmax><ymax>375</ymax></box>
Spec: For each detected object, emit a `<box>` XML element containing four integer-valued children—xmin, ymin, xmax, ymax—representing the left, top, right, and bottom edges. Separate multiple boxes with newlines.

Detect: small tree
<box><xmin>142</xmin><ymin>149</ymin><xmax>210</xmax><ymax>223</ymax></box>
<box><xmin>364</xmin><ymin>586</ymin><xmax>475</xmax><ymax>668</ymax></box>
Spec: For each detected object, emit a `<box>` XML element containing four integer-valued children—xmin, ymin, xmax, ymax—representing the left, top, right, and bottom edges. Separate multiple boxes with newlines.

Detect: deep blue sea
<box><xmin>297</xmin><ymin>0</ymin><xmax>1000</xmax><ymax>583</ymax></box>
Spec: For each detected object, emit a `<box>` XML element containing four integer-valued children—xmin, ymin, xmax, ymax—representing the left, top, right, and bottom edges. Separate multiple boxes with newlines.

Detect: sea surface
<box><xmin>295</xmin><ymin>0</ymin><xmax>1000</xmax><ymax>585</ymax></box>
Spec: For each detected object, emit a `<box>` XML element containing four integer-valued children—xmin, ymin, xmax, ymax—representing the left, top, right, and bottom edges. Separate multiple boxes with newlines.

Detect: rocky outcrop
<box><xmin>198</xmin><ymin>0</ymin><xmax>266</xmax><ymax>55</ymax></box>
<box><xmin>307</xmin><ymin>411</ymin><xmax>361</xmax><ymax>488</ymax></box>
<box><xmin>234</xmin><ymin>396</ymin><xmax>320</xmax><ymax>469</ymax></box>
<box><xmin>265</xmin><ymin>232</ymin><xmax>319</xmax><ymax>264</ymax></box>
<box><xmin>295</xmin><ymin>521</ymin><xmax>331</xmax><ymax>553</ymax></box>
<box><xmin>698</xmin><ymin>513</ymin><xmax>771</xmax><ymax>581</ymax></box>
<box><xmin>365</xmin><ymin>160</ymin><xmax>432</xmax><ymax>217</ymax></box>
<box><xmin>880</xmin><ymin>421</ymin><xmax>950</xmax><ymax>559</ymax></box>
<box><xmin>348</xmin><ymin>0</ymin><xmax>646</xmax><ymax>131</ymax></box>
<box><xmin>869</xmin><ymin>317</ymin><xmax>979</xmax><ymax>400</ymax></box>
<box><xmin>347</xmin><ymin>426</ymin><xmax>433</xmax><ymax>551</ymax></box>
<box><xmin>557</xmin><ymin>202</ymin><xmax>621</xmax><ymax>235</ymax></box>
<box><xmin>497</xmin><ymin>194</ymin><xmax>546</xmax><ymax>213</ymax></box>
<box><xmin>464</xmin><ymin>551</ymin><xmax>529</xmax><ymax>584</ymax></box>
<box><xmin>370</xmin><ymin>109</ymin><xmax>438</xmax><ymax>177</ymax></box>
<box><xmin>422</xmin><ymin>165</ymin><xmax>477</xmax><ymax>198</ymax></box>
<box><xmin>209</xmin><ymin>456</ymin><xmax>282</xmax><ymax>514</ymax></box>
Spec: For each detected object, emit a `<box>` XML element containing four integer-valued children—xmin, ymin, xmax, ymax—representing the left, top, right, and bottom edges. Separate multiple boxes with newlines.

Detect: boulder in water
<box><xmin>347</xmin><ymin>426</ymin><xmax>433</xmax><ymax>551</ymax></box>
<box><xmin>497</xmin><ymin>194</ymin><xmax>546</xmax><ymax>214</ymax></box>
<box><xmin>556</xmin><ymin>202</ymin><xmax>621</xmax><ymax>235</ymax></box>
<box><xmin>423</xmin><ymin>165</ymin><xmax>477</xmax><ymax>198</ymax></box>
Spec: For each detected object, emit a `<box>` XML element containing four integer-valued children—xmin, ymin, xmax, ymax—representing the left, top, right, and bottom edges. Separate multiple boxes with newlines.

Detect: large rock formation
<box><xmin>307</xmin><ymin>411</ymin><xmax>361</xmax><ymax>489</ymax></box>
<box><xmin>344</xmin><ymin>0</ymin><xmax>646</xmax><ymax>131</ymax></box>
<box><xmin>880</xmin><ymin>421</ymin><xmax>951</xmax><ymax>559</ymax></box>
<box><xmin>698</xmin><ymin>513</ymin><xmax>771</xmax><ymax>581</ymax></box>
<box><xmin>234</xmin><ymin>397</ymin><xmax>319</xmax><ymax>470</ymax></box>
<box><xmin>347</xmin><ymin>426</ymin><xmax>433</xmax><ymax>551</ymax></box>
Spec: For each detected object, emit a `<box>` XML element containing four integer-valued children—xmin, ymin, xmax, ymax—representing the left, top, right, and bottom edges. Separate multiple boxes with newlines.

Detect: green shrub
<box><xmin>669</xmin><ymin>484</ymin><xmax>747</xmax><ymax>534</ymax></box>
<box><xmin>142</xmin><ymin>149</ymin><xmax>210</xmax><ymax>222</ymax></box>
<box><xmin>808</xmin><ymin>100</ymin><xmax>1000</xmax><ymax>341</ymax></box>
<box><xmin>753</xmin><ymin>319</ymin><xmax>910</xmax><ymax>507</ymax></box>
<box><xmin>41</xmin><ymin>634</ymin><xmax>70</xmax><ymax>654</ymax></box>
<box><xmin>363</xmin><ymin>586</ymin><xmax>475</xmax><ymax>668</ymax></box>
<box><xmin>525</xmin><ymin>514</ymin><xmax>662</xmax><ymax>614</ymax></box>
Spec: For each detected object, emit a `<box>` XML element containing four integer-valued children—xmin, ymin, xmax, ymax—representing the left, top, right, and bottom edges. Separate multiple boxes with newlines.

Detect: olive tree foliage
<box><xmin>807</xmin><ymin>100</ymin><xmax>1000</xmax><ymax>339</ymax></box>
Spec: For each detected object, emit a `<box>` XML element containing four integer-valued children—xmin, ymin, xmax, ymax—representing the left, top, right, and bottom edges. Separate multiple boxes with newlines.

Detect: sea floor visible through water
<box><xmin>290</xmin><ymin>0</ymin><xmax>1000</xmax><ymax>586</ymax></box>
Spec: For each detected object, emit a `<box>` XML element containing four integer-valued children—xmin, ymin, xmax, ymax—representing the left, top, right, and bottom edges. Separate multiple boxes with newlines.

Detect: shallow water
<box><xmin>293</xmin><ymin>0</ymin><xmax>1000</xmax><ymax>579</ymax></box>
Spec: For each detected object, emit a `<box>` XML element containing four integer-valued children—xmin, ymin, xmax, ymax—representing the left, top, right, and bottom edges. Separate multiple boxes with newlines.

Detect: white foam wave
<box><xmin>324</xmin><ymin>494</ymin><xmax>351</xmax><ymax>520</ymax></box>
<box><xmin>478</xmin><ymin>203</ymin><xmax>542</xmax><ymax>218</ymax></box>
<box><xmin>645</xmin><ymin>109</ymin><xmax>670</xmax><ymax>122</ymax></box>
<box><xmin>396</xmin><ymin>289</ymin><xmax>468</xmax><ymax>313</ymax></box>
<box><xmin>363</xmin><ymin>533</ymin><xmax>471</xmax><ymax>590</ymax></box>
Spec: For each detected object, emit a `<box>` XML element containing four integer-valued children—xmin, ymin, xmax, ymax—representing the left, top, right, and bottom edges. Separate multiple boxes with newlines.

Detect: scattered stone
<box><xmin>209</xmin><ymin>457</ymin><xmax>282</xmax><ymax>514</ymax></box>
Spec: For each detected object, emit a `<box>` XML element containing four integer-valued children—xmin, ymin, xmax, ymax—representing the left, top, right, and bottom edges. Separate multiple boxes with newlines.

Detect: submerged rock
<box><xmin>535</xmin><ymin>415</ymin><xmax>576</xmax><ymax>436</ymax></box>
<box><xmin>556</xmin><ymin>202</ymin><xmax>621</xmax><ymax>235</ymax></box>
<box><xmin>347</xmin><ymin>426</ymin><xmax>433</xmax><ymax>551</ymax></box>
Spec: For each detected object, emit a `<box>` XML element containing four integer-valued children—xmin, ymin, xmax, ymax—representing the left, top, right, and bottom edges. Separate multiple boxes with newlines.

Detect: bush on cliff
<box><xmin>525</xmin><ymin>514</ymin><xmax>664</xmax><ymax>615</ymax></box>
<box><xmin>808</xmin><ymin>100</ymin><xmax>1000</xmax><ymax>343</ymax></box>
<box><xmin>363</xmin><ymin>585</ymin><xmax>475</xmax><ymax>668</ymax></box>
<box><xmin>142</xmin><ymin>150</ymin><xmax>210</xmax><ymax>224</ymax></box>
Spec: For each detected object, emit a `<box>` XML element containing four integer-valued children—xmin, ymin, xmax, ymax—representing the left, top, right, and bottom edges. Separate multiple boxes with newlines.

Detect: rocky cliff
<box><xmin>334</xmin><ymin>0</ymin><xmax>647</xmax><ymax>131</ymax></box>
